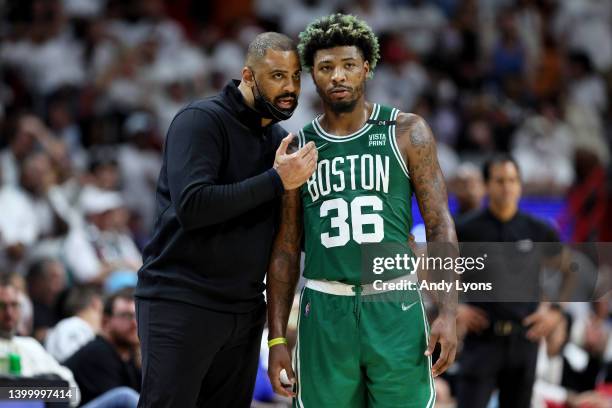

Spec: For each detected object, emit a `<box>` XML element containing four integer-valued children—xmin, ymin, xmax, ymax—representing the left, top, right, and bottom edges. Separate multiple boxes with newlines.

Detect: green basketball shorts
<box><xmin>292</xmin><ymin>280</ymin><xmax>435</xmax><ymax>408</ymax></box>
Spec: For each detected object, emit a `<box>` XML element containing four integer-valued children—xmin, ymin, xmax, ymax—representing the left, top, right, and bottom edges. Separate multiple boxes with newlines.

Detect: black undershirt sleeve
<box><xmin>166</xmin><ymin>107</ymin><xmax>284</xmax><ymax>231</ymax></box>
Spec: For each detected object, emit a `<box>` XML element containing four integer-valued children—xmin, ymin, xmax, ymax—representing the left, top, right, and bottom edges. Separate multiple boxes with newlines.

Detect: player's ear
<box><xmin>363</xmin><ymin>60</ymin><xmax>370</xmax><ymax>78</ymax></box>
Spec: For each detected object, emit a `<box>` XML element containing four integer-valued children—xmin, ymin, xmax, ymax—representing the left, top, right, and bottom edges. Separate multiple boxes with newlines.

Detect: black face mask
<box><xmin>250</xmin><ymin>71</ymin><xmax>298</xmax><ymax>122</ymax></box>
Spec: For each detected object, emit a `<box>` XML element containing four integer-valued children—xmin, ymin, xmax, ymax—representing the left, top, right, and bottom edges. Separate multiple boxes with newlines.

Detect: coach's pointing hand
<box><xmin>268</xmin><ymin>344</ymin><xmax>296</xmax><ymax>398</ymax></box>
<box><xmin>274</xmin><ymin>133</ymin><xmax>318</xmax><ymax>190</ymax></box>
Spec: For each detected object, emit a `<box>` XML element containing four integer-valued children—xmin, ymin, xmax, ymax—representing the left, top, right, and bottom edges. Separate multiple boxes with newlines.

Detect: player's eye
<box><xmin>345</xmin><ymin>63</ymin><xmax>356</xmax><ymax>69</ymax></box>
<box><xmin>273</xmin><ymin>73</ymin><xmax>284</xmax><ymax>79</ymax></box>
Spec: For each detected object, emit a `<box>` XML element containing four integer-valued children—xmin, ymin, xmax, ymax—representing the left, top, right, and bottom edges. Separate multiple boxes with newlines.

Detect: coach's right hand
<box><xmin>268</xmin><ymin>344</ymin><xmax>296</xmax><ymax>398</ymax></box>
<box><xmin>274</xmin><ymin>133</ymin><xmax>318</xmax><ymax>190</ymax></box>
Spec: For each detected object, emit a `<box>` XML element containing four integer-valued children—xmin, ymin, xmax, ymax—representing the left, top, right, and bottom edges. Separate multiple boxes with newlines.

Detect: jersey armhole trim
<box><xmin>389</xmin><ymin>108</ymin><xmax>410</xmax><ymax>179</ymax></box>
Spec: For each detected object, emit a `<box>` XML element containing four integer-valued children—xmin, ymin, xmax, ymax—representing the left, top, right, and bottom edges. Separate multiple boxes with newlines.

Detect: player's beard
<box><xmin>317</xmin><ymin>81</ymin><xmax>366</xmax><ymax>114</ymax></box>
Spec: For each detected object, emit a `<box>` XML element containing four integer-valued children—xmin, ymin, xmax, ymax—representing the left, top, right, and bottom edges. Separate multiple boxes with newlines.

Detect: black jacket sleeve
<box><xmin>166</xmin><ymin>107</ymin><xmax>284</xmax><ymax>230</ymax></box>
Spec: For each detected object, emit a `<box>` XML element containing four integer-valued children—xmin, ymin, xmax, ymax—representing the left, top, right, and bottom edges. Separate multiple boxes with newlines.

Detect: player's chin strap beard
<box><xmin>249</xmin><ymin>69</ymin><xmax>298</xmax><ymax>122</ymax></box>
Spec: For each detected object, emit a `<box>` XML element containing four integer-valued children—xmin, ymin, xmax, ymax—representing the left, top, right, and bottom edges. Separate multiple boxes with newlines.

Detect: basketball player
<box><xmin>266</xmin><ymin>14</ymin><xmax>458</xmax><ymax>407</ymax></box>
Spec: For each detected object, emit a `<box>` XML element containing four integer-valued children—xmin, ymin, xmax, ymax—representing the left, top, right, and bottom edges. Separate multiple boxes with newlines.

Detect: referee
<box><xmin>455</xmin><ymin>155</ymin><xmax>571</xmax><ymax>408</ymax></box>
<box><xmin>135</xmin><ymin>33</ymin><xmax>317</xmax><ymax>407</ymax></box>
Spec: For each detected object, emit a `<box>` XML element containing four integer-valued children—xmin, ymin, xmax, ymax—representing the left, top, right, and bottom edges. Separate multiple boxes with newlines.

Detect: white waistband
<box><xmin>305</xmin><ymin>274</ymin><xmax>415</xmax><ymax>296</ymax></box>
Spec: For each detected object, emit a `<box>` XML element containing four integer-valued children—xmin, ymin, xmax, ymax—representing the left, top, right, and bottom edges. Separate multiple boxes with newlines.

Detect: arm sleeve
<box><xmin>166</xmin><ymin>108</ymin><xmax>284</xmax><ymax>231</ymax></box>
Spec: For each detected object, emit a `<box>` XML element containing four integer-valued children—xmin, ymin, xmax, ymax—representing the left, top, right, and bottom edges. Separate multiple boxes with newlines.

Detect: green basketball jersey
<box><xmin>298</xmin><ymin>103</ymin><xmax>413</xmax><ymax>284</ymax></box>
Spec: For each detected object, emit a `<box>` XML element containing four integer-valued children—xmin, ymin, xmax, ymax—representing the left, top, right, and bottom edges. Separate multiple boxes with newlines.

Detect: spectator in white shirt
<box><xmin>63</xmin><ymin>187</ymin><xmax>142</xmax><ymax>284</ymax></box>
<box><xmin>396</xmin><ymin>0</ymin><xmax>446</xmax><ymax>57</ymax></box>
<box><xmin>512</xmin><ymin>98</ymin><xmax>575</xmax><ymax>195</ymax></box>
<box><xmin>0</xmin><ymin>0</ymin><xmax>85</xmax><ymax>95</ymax></box>
<box><xmin>20</xmin><ymin>152</ymin><xmax>70</xmax><ymax>240</ymax></box>
<box><xmin>554</xmin><ymin>0</ymin><xmax>612</xmax><ymax>72</ymax></box>
<box><xmin>0</xmin><ymin>175</ymin><xmax>39</xmax><ymax>272</ymax></box>
<box><xmin>0</xmin><ymin>273</ymin><xmax>80</xmax><ymax>406</ymax></box>
<box><xmin>46</xmin><ymin>285</ymin><xmax>103</xmax><ymax>363</ymax></box>
<box><xmin>566</xmin><ymin>51</ymin><xmax>608</xmax><ymax>115</ymax></box>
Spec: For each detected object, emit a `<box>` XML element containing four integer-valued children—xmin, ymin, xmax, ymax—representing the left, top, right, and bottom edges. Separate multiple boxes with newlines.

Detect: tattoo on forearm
<box><xmin>397</xmin><ymin>113</ymin><xmax>458</xmax><ymax>313</ymax></box>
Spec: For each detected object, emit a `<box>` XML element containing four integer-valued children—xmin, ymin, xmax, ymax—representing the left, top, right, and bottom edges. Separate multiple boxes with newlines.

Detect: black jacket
<box><xmin>135</xmin><ymin>80</ymin><xmax>286</xmax><ymax>312</ymax></box>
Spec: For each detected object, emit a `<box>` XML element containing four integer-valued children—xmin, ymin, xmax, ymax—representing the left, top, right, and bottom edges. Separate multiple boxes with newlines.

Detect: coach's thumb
<box><xmin>277</xmin><ymin>133</ymin><xmax>294</xmax><ymax>155</ymax></box>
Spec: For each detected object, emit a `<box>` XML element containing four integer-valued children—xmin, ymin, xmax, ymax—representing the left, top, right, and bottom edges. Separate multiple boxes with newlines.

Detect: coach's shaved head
<box><xmin>239</xmin><ymin>31</ymin><xmax>301</xmax><ymax>124</ymax></box>
<box><xmin>245</xmin><ymin>32</ymin><xmax>297</xmax><ymax>67</ymax></box>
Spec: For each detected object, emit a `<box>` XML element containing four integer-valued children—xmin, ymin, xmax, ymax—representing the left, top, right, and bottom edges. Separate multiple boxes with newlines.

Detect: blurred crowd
<box><xmin>0</xmin><ymin>0</ymin><xmax>611</xmax><ymax>407</ymax></box>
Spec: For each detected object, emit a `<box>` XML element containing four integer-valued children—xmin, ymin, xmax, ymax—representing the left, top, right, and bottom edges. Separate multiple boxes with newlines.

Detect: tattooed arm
<box><xmin>397</xmin><ymin>112</ymin><xmax>458</xmax><ymax>376</ymax></box>
<box><xmin>267</xmin><ymin>188</ymin><xmax>303</xmax><ymax>397</ymax></box>
<box><xmin>397</xmin><ymin>113</ymin><xmax>457</xmax><ymax>244</ymax></box>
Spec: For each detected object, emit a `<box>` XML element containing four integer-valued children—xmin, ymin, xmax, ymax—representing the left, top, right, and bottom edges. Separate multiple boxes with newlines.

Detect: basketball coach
<box><xmin>135</xmin><ymin>32</ymin><xmax>317</xmax><ymax>407</ymax></box>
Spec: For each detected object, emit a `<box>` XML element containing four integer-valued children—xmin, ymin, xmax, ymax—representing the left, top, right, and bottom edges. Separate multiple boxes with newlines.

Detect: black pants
<box><xmin>456</xmin><ymin>332</ymin><xmax>538</xmax><ymax>408</ymax></box>
<box><xmin>136</xmin><ymin>298</ymin><xmax>266</xmax><ymax>408</ymax></box>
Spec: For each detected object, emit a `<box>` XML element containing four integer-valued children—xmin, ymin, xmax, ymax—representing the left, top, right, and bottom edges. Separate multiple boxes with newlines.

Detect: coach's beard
<box><xmin>251</xmin><ymin>80</ymin><xmax>298</xmax><ymax>122</ymax></box>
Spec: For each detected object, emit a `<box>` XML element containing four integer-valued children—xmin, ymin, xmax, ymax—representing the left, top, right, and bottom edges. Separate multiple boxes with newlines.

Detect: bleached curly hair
<box><xmin>298</xmin><ymin>13</ymin><xmax>380</xmax><ymax>78</ymax></box>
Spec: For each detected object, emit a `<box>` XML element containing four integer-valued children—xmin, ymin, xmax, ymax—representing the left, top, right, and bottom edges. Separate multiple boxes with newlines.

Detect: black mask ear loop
<box><xmin>249</xmin><ymin>67</ymin><xmax>270</xmax><ymax>111</ymax></box>
<box><xmin>248</xmin><ymin>68</ymin><xmax>263</xmax><ymax>100</ymax></box>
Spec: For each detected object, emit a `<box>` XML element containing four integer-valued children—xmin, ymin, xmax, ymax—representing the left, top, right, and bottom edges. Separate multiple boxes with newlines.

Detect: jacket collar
<box><xmin>222</xmin><ymin>80</ymin><xmax>266</xmax><ymax>130</ymax></box>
